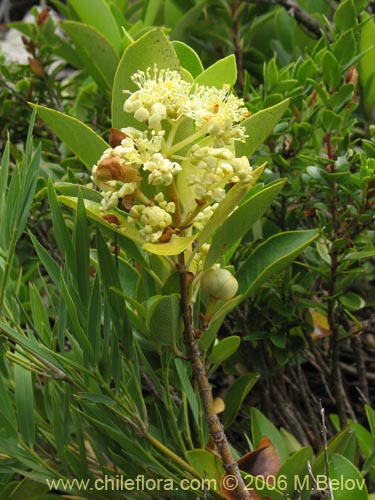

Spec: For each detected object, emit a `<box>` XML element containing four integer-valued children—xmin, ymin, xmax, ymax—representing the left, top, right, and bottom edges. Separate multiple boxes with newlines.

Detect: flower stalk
<box><xmin>178</xmin><ymin>253</ymin><xmax>251</xmax><ymax>500</ymax></box>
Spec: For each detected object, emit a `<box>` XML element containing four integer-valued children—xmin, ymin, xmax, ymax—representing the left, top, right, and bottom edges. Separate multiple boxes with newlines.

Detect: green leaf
<box><xmin>112</xmin><ymin>29</ymin><xmax>181</xmax><ymax>129</ymax></box>
<box><xmin>191</xmin><ymin>165</ymin><xmax>266</xmax><ymax>263</ymax></box>
<box><xmin>334</xmin><ymin>0</ymin><xmax>357</xmax><ymax>31</ymax></box>
<box><xmin>359</xmin><ymin>14</ymin><xmax>375</xmax><ymax>108</ymax></box>
<box><xmin>0</xmin><ymin>138</ymin><xmax>10</xmax><ymax>218</ymax></box>
<box><xmin>47</xmin><ymin>179</ymin><xmax>75</xmax><ymax>269</ymax></box>
<box><xmin>54</xmin><ymin>182</ymin><xmax>103</xmax><ymax>202</ymax></box>
<box><xmin>223</xmin><ymin>373</ymin><xmax>259</xmax><ymax>428</ymax></box>
<box><xmin>31</xmin><ymin>104</ymin><xmax>109</xmax><ymax>169</ymax></box>
<box><xmin>172</xmin><ymin>40</ymin><xmax>204</xmax><ymax>78</ymax></box>
<box><xmin>208</xmin><ymin>336</ymin><xmax>241</xmax><ymax>365</ymax></box>
<box><xmin>0</xmin><ymin>320</ymin><xmax>66</xmax><ymax>375</ymax></box>
<box><xmin>68</xmin><ymin>0</ymin><xmax>123</xmax><ymax>53</ymax></box>
<box><xmin>332</xmin><ymin>29</ymin><xmax>356</xmax><ymax>66</ymax></box>
<box><xmin>328</xmin><ymin>454</ymin><xmax>368</xmax><ymax>499</ymax></box>
<box><xmin>58</xmin><ymin>195</ymin><xmax>144</xmax><ymax>245</ymax></box>
<box><xmin>236</xmin><ymin>99</ymin><xmax>290</xmax><ymax>158</ymax></box>
<box><xmin>142</xmin><ymin>0</ymin><xmax>162</xmax><ymax>25</ymax></box>
<box><xmin>29</xmin><ymin>232</ymin><xmax>61</xmax><ymax>288</ymax></box>
<box><xmin>322</xmin><ymin>51</ymin><xmax>341</xmax><ymax>89</ymax></box>
<box><xmin>147</xmin><ymin>294</ymin><xmax>182</xmax><ymax>345</ymax></box>
<box><xmin>14</xmin><ymin>364</ymin><xmax>36</xmax><ymax>446</ymax></box>
<box><xmin>206</xmin><ymin>177</ymin><xmax>286</xmax><ymax>268</ymax></box>
<box><xmin>61</xmin><ymin>21</ymin><xmax>119</xmax><ymax>89</ymax></box>
<box><xmin>339</xmin><ymin>291</ymin><xmax>365</xmax><ymax>311</ymax></box>
<box><xmin>194</xmin><ymin>54</ymin><xmax>237</xmax><ymax>88</ymax></box>
<box><xmin>313</xmin><ymin>426</ymin><xmax>353</xmax><ymax>476</ymax></box>
<box><xmin>0</xmin><ymin>374</ymin><xmax>17</xmax><ymax>437</ymax></box>
<box><xmin>29</xmin><ymin>283</ymin><xmax>52</xmax><ymax>346</ymax></box>
<box><xmin>277</xmin><ymin>446</ymin><xmax>313</xmax><ymax>494</ymax></box>
<box><xmin>186</xmin><ymin>449</ymin><xmax>222</xmax><ymax>491</ymax></box>
<box><xmin>366</xmin><ymin>404</ymin><xmax>375</xmax><ymax>436</ymax></box>
<box><xmin>143</xmin><ymin>234</ymin><xmax>196</xmax><ymax>256</ymax></box>
<box><xmin>73</xmin><ymin>191</ymin><xmax>90</xmax><ymax>305</ymax></box>
<box><xmin>236</xmin><ymin>230</ymin><xmax>319</xmax><ymax>298</ymax></box>
<box><xmin>174</xmin><ymin>358</ymin><xmax>199</xmax><ymax>426</ymax></box>
<box><xmin>251</xmin><ymin>407</ymin><xmax>289</xmax><ymax>463</ymax></box>
<box><xmin>87</xmin><ymin>274</ymin><xmax>101</xmax><ymax>361</ymax></box>
<box><xmin>59</xmin><ymin>272</ymin><xmax>94</xmax><ymax>361</ymax></box>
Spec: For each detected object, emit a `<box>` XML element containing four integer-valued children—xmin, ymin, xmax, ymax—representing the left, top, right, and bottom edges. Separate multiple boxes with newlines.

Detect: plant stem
<box><xmin>178</xmin><ymin>253</ymin><xmax>251</xmax><ymax>500</ymax></box>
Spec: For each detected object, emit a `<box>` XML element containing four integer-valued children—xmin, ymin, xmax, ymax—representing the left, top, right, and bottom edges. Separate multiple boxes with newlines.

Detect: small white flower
<box><xmin>144</xmin><ymin>153</ymin><xmax>182</xmax><ymax>186</ymax></box>
<box><xmin>124</xmin><ymin>66</ymin><xmax>191</xmax><ymax>129</ymax></box>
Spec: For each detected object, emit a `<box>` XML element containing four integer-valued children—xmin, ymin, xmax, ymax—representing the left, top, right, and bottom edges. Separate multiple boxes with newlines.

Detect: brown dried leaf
<box><xmin>109</xmin><ymin>128</ymin><xmax>127</xmax><ymax>148</ymax></box>
<box><xmin>221</xmin><ymin>437</ymin><xmax>281</xmax><ymax>500</ymax></box>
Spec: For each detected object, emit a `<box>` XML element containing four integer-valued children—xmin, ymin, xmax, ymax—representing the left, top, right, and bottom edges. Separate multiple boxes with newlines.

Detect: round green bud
<box><xmin>201</xmin><ymin>268</ymin><xmax>239</xmax><ymax>301</ymax></box>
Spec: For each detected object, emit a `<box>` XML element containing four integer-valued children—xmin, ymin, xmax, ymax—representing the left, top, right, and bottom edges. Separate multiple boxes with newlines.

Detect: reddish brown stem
<box><xmin>178</xmin><ymin>253</ymin><xmax>251</xmax><ymax>500</ymax></box>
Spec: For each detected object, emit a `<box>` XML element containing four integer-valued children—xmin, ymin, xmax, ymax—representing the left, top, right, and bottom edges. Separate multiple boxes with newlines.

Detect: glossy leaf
<box><xmin>236</xmin><ymin>99</ymin><xmax>290</xmax><ymax>158</ymax></box>
<box><xmin>313</xmin><ymin>426</ymin><xmax>353</xmax><ymax>475</ymax></box>
<box><xmin>251</xmin><ymin>407</ymin><xmax>289</xmax><ymax>463</ymax></box>
<box><xmin>206</xmin><ymin>177</ymin><xmax>286</xmax><ymax>268</ymax></box>
<box><xmin>195</xmin><ymin>54</ymin><xmax>237</xmax><ymax>88</ymax></box>
<box><xmin>328</xmin><ymin>453</ymin><xmax>368</xmax><ymax>499</ymax></box>
<box><xmin>68</xmin><ymin>0</ymin><xmax>123</xmax><ymax>53</ymax></box>
<box><xmin>334</xmin><ymin>0</ymin><xmax>357</xmax><ymax>31</ymax></box>
<box><xmin>31</xmin><ymin>104</ymin><xmax>109</xmax><ymax>169</ymax></box>
<box><xmin>208</xmin><ymin>336</ymin><xmax>241</xmax><ymax>365</ymax></box>
<box><xmin>186</xmin><ymin>449</ymin><xmax>223</xmax><ymax>492</ymax></box>
<box><xmin>359</xmin><ymin>14</ymin><xmax>375</xmax><ymax>108</ymax></box>
<box><xmin>147</xmin><ymin>294</ymin><xmax>182</xmax><ymax>345</ymax></box>
<box><xmin>14</xmin><ymin>364</ymin><xmax>36</xmax><ymax>446</ymax></box>
<box><xmin>143</xmin><ymin>234</ymin><xmax>196</xmax><ymax>256</ymax></box>
<box><xmin>61</xmin><ymin>21</ymin><xmax>119</xmax><ymax>89</ymax></box>
<box><xmin>172</xmin><ymin>40</ymin><xmax>204</xmax><ymax>78</ymax></box>
<box><xmin>276</xmin><ymin>446</ymin><xmax>313</xmax><ymax>495</ymax></box>
<box><xmin>236</xmin><ymin>230</ymin><xmax>319</xmax><ymax>298</ymax></box>
<box><xmin>223</xmin><ymin>373</ymin><xmax>259</xmax><ymax>428</ymax></box>
<box><xmin>174</xmin><ymin>358</ymin><xmax>199</xmax><ymax>426</ymax></box>
<box><xmin>190</xmin><ymin>165</ymin><xmax>266</xmax><ymax>263</ymax></box>
<box><xmin>112</xmin><ymin>29</ymin><xmax>180</xmax><ymax>129</ymax></box>
<box><xmin>58</xmin><ymin>195</ymin><xmax>144</xmax><ymax>245</ymax></box>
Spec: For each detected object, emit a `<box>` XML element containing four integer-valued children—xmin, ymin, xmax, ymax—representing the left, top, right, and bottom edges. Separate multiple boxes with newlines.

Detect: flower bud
<box><xmin>201</xmin><ymin>268</ymin><xmax>238</xmax><ymax>300</ymax></box>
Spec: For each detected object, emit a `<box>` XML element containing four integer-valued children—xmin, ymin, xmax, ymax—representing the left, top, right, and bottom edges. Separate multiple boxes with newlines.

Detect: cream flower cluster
<box><xmin>91</xmin><ymin>65</ymin><xmax>252</xmax><ymax>254</ymax></box>
<box><xmin>128</xmin><ymin>193</ymin><xmax>175</xmax><ymax>242</ymax></box>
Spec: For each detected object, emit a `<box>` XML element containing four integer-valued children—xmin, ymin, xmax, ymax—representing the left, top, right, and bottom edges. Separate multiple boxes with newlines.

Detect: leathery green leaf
<box><xmin>328</xmin><ymin>454</ymin><xmax>368</xmax><ymax>499</ymax></box>
<box><xmin>223</xmin><ymin>373</ymin><xmax>259</xmax><ymax>428</ymax></box>
<box><xmin>186</xmin><ymin>449</ymin><xmax>222</xmax><ymax>492</ymax></box>
<box><xmin>174</xmin><ymin>358</ymin><xmax>199</xmax><ymax>426</ymax></box>
<box><xmin>61</xmin><ymin>21</ymin><xmax>119</xmax><ymax>90</ymax></box>
<box><xmin>236</xmin><ymin>99</ymin><xmax>290</xmax><ymax>158</ymax></box>
<box><xmin>31</xmin><ymin>104</ymin><xmax>108</xmax><ymax>169</ymax></box>
<box><xmin>73</xmin><ymin>191</ymin><xmax>90</xmax><ymax>305</ymax></box>
<box><xmin>236</xmin><ymin>229</ymin><xmax>319</xmax><ymax>297</ymax></box>
<box><xmin>277</xmin><ymin>446</ymin><xmax>313</xmax><ymax>494</ymax></box>
<box><xmin>208</xmin><ymin>336</ymin><xmax>241</xmax><ymax>365</ymax></box>
<box><xmin>112</xmin><ymin>29</ymin><xmax>181</xmax><ymax>129</ymax></box>
<box><xmin>147</xmin><ymin>294</ymin><xmax>182</xmax><ymax>345</ymax></box>
<box><xmin>68</xmin><ymin>0</ymin><xmax>123</xmax><ymax>54</ymax></box>
<box><xmin>206</xmin><ymin>177</ymin><xmax>286</xmax><ymax>268</ymax></box>
<box><xmin>143</xmin><ymin>234</ymin><xmax>196</xmax><ymax>256</ymax></box>
<box><xmin>172</xmin><ymin>40</ymin><xmax>204</xmax><ymax>78</ymax></box>
<box><xmin>251</xmin><ymin>407</ymin><xmax>289</xmax><ymax>463</ymax></box>
<box><xmin>194</xmin><ymin>54</ymin><xmax>237</xmax><ymax>88</ymax></box>
<box><xmin>58</xmin><ymin>196</ymin><xmax>144</xmax><ymax>245</ymax></box>
<box><xmin>14</xmin><ymin>364</ymin><xmax>36</xmax><ymax>446</ymax></box>
<box><xmin>189</xmin><ymin>164</ymin><xmax>266</xmax><ymax>266</ymax></box>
